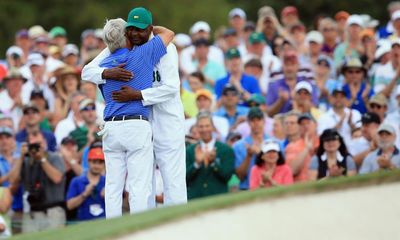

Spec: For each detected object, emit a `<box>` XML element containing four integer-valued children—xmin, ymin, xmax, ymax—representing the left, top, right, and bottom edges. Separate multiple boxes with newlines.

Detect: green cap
<box><xmin>225</xmin><ymin>48</ymin><xmax>241</xmax><ymax>60</ymax></box>
<box><xmin>126</xmin><ymin>7</ymin><xmax>152</xmax><ymax>29</ymax></box>
<box><xmin>249</xmin><ymin>32</ymin><xmax>265</xmax><ymax>44</ymax></box>
<box><xmin>49</xmin><ymin>26</ymin><xmax>67</xmax><ymax>38</ymax></box>
<box><xmin>247</xmin><ymin>107</ymin><xmax>264</xmax><ymax>120</ymax></box>
<box><xmin>247</xmin><ymin>94</ymin><xmax>266</xmax><ymax>105</ymax></box>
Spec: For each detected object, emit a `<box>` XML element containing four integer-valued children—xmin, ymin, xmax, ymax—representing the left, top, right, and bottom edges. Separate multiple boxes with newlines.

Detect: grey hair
<box><xmin>196</xmin><ymin>110</ymin><xmax>215</xmax><ymax>127</ymax></box>
<box><xmin>283</xmin><ymin>111</ymin><xmax>300</xmax><ymax>121</ymax></box>
<box><xmin>103</xmin><ymin>18</ymin><xmax>127</xmax><ymax>53</ymax></box>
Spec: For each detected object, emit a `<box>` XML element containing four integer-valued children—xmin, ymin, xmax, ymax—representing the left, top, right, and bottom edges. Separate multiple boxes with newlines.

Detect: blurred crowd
<box><xmin>1</xmin><ymin>2</ymin><xmax>400</xmax><ymax>237</ymax></box>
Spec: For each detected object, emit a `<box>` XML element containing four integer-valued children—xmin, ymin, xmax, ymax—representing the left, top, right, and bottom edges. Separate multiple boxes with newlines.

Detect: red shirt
<box><xmin>249</xmin><ymin>164</ymin><xmax>294</xmax><ymax>189</ymax></box>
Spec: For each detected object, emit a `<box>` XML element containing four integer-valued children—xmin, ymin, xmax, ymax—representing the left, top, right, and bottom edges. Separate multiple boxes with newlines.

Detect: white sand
<box><xmin>118</xmin><ymin>183</ymin><xmax>400</xmax><ymax>240</ymax></box>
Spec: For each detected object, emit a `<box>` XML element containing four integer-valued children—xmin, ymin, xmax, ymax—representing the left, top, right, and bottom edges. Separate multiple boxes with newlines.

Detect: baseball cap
<box><xmin>321</xmin><ymin>128</ymin><xmax>341</xmax><ymax>142</ymax></box>
<box><xmin>247</xmin><ymin>94</ymin><xmax>266</xmax><ymax>105</ymax></box>
<box><xmin>49</xmin><ymin>26</ymin><xmax>67</xmax><ymax>38</ymax></box>
<box><xmin>0</xmin><ymin>126</ymin><xmax>13</xmax><ymax>137</ymax></box>
<box><xmin>392</xmin><ymin>10</ymin><xmax>400</xmax><ymax>21</ymax></box>
<box><xmin>173</xmin><ymin>33</ymin><xmax>192</xmax><ymax>48</ymax></box>
<box><xmin>341</xmin><ymin>58</ymin><xmax>364</xmax><ymax>74</ymax></box>
<box><xmin>79</xmin><ymin>99</ymin><xmax>95</xmax><ymax>111</ymax></box>
<box><xmin>88</xmin><ymin>148</ymin><xmax>105</xmax><ymax>161</ymax></box>
<box><xmin>28</xmin><ymin>25</ymin><xmax>47</xmax><ymax>39</ymax></box>
<box><xmin>317</xmin><ymin>56</ymin><xmax>331</xmax><ymax>68</ymax></box>
<box><xmin>298</xmin><ymin>113</ymin><xmax>315</xmax><ymax>123</ymax></box>
<box><xmin>295</xmin><ymin>81</ymin><xmax>313</xmax><ymax>94</ymax></box>
<box><xmin>244</xmin><ymin>21</ymin><xmax>256</xmax><ymax>32</ymax></box>
<box><xmin>346</xmin><ymin>15</ymin><xmax>364</xmax><ymax>27</ymax></box>
<box><xmin>23</xmin><ymin>104</ymin><xmax>39</xmax><ymax>114</ymax></box>
<box><xmin>248</xmin><ymin>32</ymin><xmax>265</xmax><ymax>44</ymax></box>
<box><xmin>377</xmin><ymin>123</ymin><xmax>396</xmax><ymax>135</ymax></box>
<box><xmin>30</xmin><ymin>89</ymin><xmax>45</xmax><ymax>100</ymax></box>
<box><xmin>226</xmin><ymin>132</ymin><xmax>242</xmax><ymax>142</ymax></box>
<box><xmin>361</xmin><ymin>112</ymin><xmax>381</xmax><ymax>125</ymax></box>
<box><xmin>222</xmin><ymin>84</ymin><xmax>239</xmax><ymax>96</ymax></box>
<box><xmin>261</xmin><ymin>140</ymin><xmax>280</xmax><ymax>153</ymax></box>
<box><xmin>229</xmin><ymin>8</ymin><xmax>246</xmax><ymax>19</ymax></box>
<box><xmin>126</xmin><ymin>7</ymin><xmax>153</xmax><ymax>29</ymax></box>
<box><xmin>335</xmin><ymin>11</ymin><xmax>350</xmax><ymax>21</ymax></box>
<box><xmin>81</xmin><ymin>29</ymin><xmax>95</xmax><ymax>40</ymax></box>
<box><xmin>369</xmin><ymin>94</ymin><xmax>388</xmax><ymax>106</ymax></box>
<box><xmin>281</xmin><ymin>6</ymin><xmax>298</xmax><ymax>17</ymax></box>
<box><xmin>190</xmin><ymin>21</ymin><xmax>211</xmax><ymax>34</ymax></box>
<box><xmin>306</xmin><ymin>31</ymin><xmax>323</xmax><ymax>44</ymax></box>
<box><xmin>62</xmin><ymin>44</ymin><xmax>79</xmax><ymax>57</ymax></box>
<box><xmin>223</xmin><ymin>28</ymin><xmax>237</xmax><ymax>37</ymax></box>
<box><xmin>331</xmin><ymin>85</ymin><xmax>346</xmax><ymax>95</ymax></box>
<box><xmin>61</xmin><ymin>136</ymin><xmax>77</xmax><ymax>145</ymax></box>
<box><xmin>196</xmin><ymin>89</ymin><xmax>213</xmax><ymax>100</ymax></box>
<box><xmin>225</xmin><ymin>48</ymin><xmax>241</xmax><ymax>60</ymax></box>
<box><xmin>6</xmin><ymin>46</ymin><xmax>24</xmax><ymax>58</ymax></box>
<box><xmin>3</xmin><ymin>68</ymin><xmax>27</xmax><ymax>83</ymax></box>
<box><xmin>247</xmin><ymin>107</ymin><xmax>264</xmax><ymax>120</ymax></box>
<box><xmin>193</xmin><ymin>38</ymin><xmax>210</xmax><ymax>47</ymax></box>
<box><xmin>27</xmin><ymin>53</ymin><xmax>45</xmax><ymax>67</ymax></box>
<box><xmin>16</xmin><ymin>29</ymin><xmax>29</xmax><ymax>39</ymax></box>
<box><xmin>375</xmin><ymin>41</ymin><xmax>391</xmax><ymax>60</ymax></box>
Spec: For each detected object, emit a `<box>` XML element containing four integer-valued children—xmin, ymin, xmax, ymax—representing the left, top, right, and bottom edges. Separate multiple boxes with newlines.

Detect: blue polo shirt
<box><xmin>16</xmin><ymin>129</ymin><xmax>57</xmax><ymax>152</ymax></box>
<box><xmin>214</xmin><ymin>106</ymin><xmax>249</xmax><ymax>127</ymax></box>
<box><xmin>215</xmin><ymin>73</ymin><xmax>261</xmax><ymax>100</ymax></box>
<box><xmin>99</xmin><ymin>36</ymin><xmax>167</xmax><ymax>120</ymax></box>
<box><xmin>343</xmin><ymin>82</ymin><xmax>374</xmax><ymax>114</ymax></box>
<box><xmin>233</xmin><ymin>134</ymin><xmax>269</xmax><ymax>190</ymax></box>
<box><xmin>66</xmin><ymin>174</ymin><xmax>106</xmax><ymax>221</ymax></box>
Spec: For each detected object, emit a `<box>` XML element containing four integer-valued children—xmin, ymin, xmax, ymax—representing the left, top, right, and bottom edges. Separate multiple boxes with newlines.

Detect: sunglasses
<box><xmin>82</xmin><ymin>105</ymin><xmax>96</xmax><ymax>111</ymax></box>
<box><xmin>370</xmin><ymin>103</ymin><xmax>383</xmax><ymax>109</ymax></box>
<box><xmin>346</xmin><ymin>70</ymin><xmax>362</xmax><ymax>74</ymax></box>
<box><xmin>23</xmin><ymin>110</ymin><xmax>39</xmax><ymax>115</ymax></box>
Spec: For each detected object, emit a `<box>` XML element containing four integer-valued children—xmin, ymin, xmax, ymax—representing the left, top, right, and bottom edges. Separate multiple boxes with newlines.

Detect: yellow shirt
<box><xmin>181</xmin><ymin>89</ymin><xmax>198</xmax><ymax>118</ymax></box>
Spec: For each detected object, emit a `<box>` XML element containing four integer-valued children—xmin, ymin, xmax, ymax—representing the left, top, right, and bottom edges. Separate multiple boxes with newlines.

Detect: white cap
<box><xmin>27</xmin><ymin>53</ymin><xmax>45</xmax><ymax>67</ymax></box>
<box><xmin>28</xmin><ymin>25</ymin><xmax>47</xmax><ymax>39</ymax></box>
<box><xmin>375</xmin><ymin>41</ymin><xmax>391</xmax><ymax>59</ymax></box>
<box><xmin>62</xmin><ymin>44</ymin><xmax>79</xmax><ymax>57</ymax></box>
<box><xmin>6</xmin><ymin>46</ymin><xmax>24</xmax><ymax>57</ymax></box>
<box><xmin>392</xmin><ymin>38</ymin><xmax>400</xmax><ymax>47</ymax></box>
<box><xmin>261</xmin><ymin>140</ymin><xmax>280</xmax><ymax>153</ymax></box>
<box><xmin>174</xmin><ymin>33</ymin><xmax>192</xmax><ymax>48</ymax></box>
<box><xmin>392</xmin><ymin>10</ymin><xmax>400</xmax><ymax>21</ymax></box>
<box><xmin>229</xmin><ymin>8</ymin><xmax>246</xmax><ymax>19</ymax></box>
<box><xmin>306</xmin><ymin>31</ymin><xmax>323</xmax><ymax>44</ymax></box>
<box><xmin>346</xmin><ymin>15</ymin><xmax>364</xmax><ymax>27</ymax></box>
<box><xmin>94</xmin><ymin>28</ymin><xmax>103</xmax><ymax>40</ymax></box>
<box><xmin>295</xmin><ymin>81</ymin><xmax>313</xmax><ymax>93</ymax></box>
<box><xmin>190</xmin><ymin>21</ymin><xmax>211</xmax><ymax>35</ymax></box>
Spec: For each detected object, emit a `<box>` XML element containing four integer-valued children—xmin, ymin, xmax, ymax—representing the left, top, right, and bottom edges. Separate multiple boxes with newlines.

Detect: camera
<box><xmin>28</xmin><ymin>143</ymin><xmax>41</xmax><ymax>152</ymax></box>
<box><xmin>27</xmin><ymin>185</ymin><xmax>45</xmax><ymax>208</ymax></box>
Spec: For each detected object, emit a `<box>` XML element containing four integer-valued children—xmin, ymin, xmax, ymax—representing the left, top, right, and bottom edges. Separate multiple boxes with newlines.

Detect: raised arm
<box><xmin>153</xmin><ymin>26</ymin><xmax>175</xmax><ymax>47</ymax></box>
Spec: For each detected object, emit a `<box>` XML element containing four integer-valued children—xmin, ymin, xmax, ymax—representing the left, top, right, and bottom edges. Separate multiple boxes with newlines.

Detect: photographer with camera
<box><xmin>9</xmin><ymin>131</ymin><xmax>66</xmax><ymax>233</ymax></box>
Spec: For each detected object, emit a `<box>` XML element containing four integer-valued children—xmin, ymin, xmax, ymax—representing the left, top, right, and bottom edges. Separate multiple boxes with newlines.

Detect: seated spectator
<box><xmin>234</xmin><ymin>107</ymin><xmax>269</xmax><ymax>190</ymax></box>
<box><xmin>309</xmin><ymin>129</ymin><xmax>356</xmax><ymax>180</ymax></box>
<box><xmin>66</xmin><ymin>147</ymin><xmax>105</xmax><ymax>221</ymax></box>
<box><xmin>215</xmin><ymin>48</ymin><xmax>261</xmax><ymax>102</ymax></box>
<box><xmin>186</xmin><ymin>112</ymin><xmax>235</xmax><ymax>199</ymax></box>
<box><xmin>16</xmin><ymin>104</ymin><xmax>57</xmax><ymax>152</ymax></box>
<box><xmin>0</xmin><ymin>187</ymin><xmax>12</xmax><ymax>237</ymax></box>
<box><xmin>360</xmin><ymin>124</ymin><xmax>400</xmax><ymax>174</ymax></box>
<box><xmin>9</xmin><ymin>131</ymin><xmax>66</xmax><ymax>232</ymax></box>
<box><xmin>214</xmin><ymin>84</ymin><xmax>249</xmax><ymax>130</ymax></box>
<box><xmin>249</xmin><ymin>140</ymin><xmax>293</xmax><ymax>189</ymax></box>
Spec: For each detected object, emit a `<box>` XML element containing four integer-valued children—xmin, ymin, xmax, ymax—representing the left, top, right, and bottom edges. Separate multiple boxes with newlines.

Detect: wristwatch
<box><xmin>70</xmin><ymin>159</ymin><xmax>77</xmax><ymax>166</ymax></box>
<box><xmin>40</xmin><ymin>157</ymin><xmax>47</xmax><ymax>164</ymax></box>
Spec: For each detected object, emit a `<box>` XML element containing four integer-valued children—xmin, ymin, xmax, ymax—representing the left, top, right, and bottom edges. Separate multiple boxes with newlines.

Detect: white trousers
<box><xmin>102</xmin><ymin>119</ymin><xmax>153</xmax><ymax>218</ymax></box>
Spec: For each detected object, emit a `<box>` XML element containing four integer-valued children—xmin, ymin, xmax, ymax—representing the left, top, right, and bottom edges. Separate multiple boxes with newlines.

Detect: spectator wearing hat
<box><xmin>66</xmin><ymin>147</ymin><xmax>105</xmax><ymax>221</ymax></box>
<box><xmin>319</xmin><ymin>18</ymin><xmax>339</xmax><ymax>57</ymax></box>
<box><xmin>348</xmin><ymin>112</ymin><xmax>381</xmax><ymax>168</ymax></box>
<box><xmin>360</xmin><ymin>123</ymin><xmax>400</xmax><ymax>173</ymax></box>
<box><xmin>341</xmin><ymin>58</ymin><xmax>374</xmax><ymax>114</ymax></box>
<box><xmin>180</xmin><ymin>21</ymin><xmax>224</xmax><ymax>74</ymax></box>
<box><xmin>215</xmin><ymin>84</ymin><xmax>249</xmax><ymax>129</ymax></box>
<box><xmin>266</xmin><ymin>51</ymin><xmax>319</xmax><ymax>116</ymax></box>
<box><xmin>69</xmin><ymin>99</ymin><xmax>99</xmax><ymax>151</ymax></box>
<box><xmin>0</xmin><ymin>68</ymin><xmax>27</xmax><ymax>128</ymax></box>
<box><xmin>280</xmin><ymin>6</ymin><xmax>300</xmax><ymax>30</ymax></box>
<box><xmin>49</xmin><ymin>26</ymin><xmax>68</xmax><ymax>49</ymax></box>
<box><xmin>389</xmin><ymin>9</ymin><xmax>400</xmax><ymax>40</ymax></box>
<box><xmin>185</xmin><ymin>90</ymin><xmax>229</xmax><ymax>141</ymax></box>
<box><xmin>292</xmin><ymin>81</ymin><xmax>323</xmax><ymax>120</ymax></box>
<box><xmin>309</xmin><ymin>129</ymin><xmax>356</xmax><ymax>180</ymax></box>
<box><xmin>333</xmin><ymin>15</ymin><xmax>364</xmax><ymax>69</ymax></box>
<box><xmin>233</xmin><ymin>107</ymin><xmax>270</xmax><ymax>190</ymax></box>
<box><xmin>22</xmin><ymin>53</ymin><xmax>56</xmax><ymax>112</ymax></box>
<box><xmin>318</xmin><ymin>86</ymin><xmax>362</xmax><ymax>145</ymax></box>
<box><xmin>80</xmin><ymin>29</ymin><xmax>100</xmax><ymax>64</ymax></box>
<box><xmin>283</xmin><ymin>111</ymin><xmax>314</xmax><ymax>182</ymax></box>
<box><xmin>29</xmin><ymin>89</ymin><xmax>52</xmax><ymax>131</ymax></box>
<box><xmin>62</xmin><ymin>44</ymin><xmax>80</xmax><ymax>67</ymax></box>
<box><xmin>368</xmin><ymin>94</ymin><xmax>388</xmax><ymax>122</ymax></box>
<box><xmin>334</xmin><ymin>11</ymin><xmax>350</xmax><ymax>42</ymax></box>
<box><xmin>5</xmin><ymin>46</ymin><xmax>25</xmax><ymax>70</ymax></box>
<box><xmin>303</xmin><ymin>30</ymin><xmax>324</xmax><ymax>67</ymax></box>
<box><xmin>186</xmin><ymin>112</ymin><xmax>235</xmax><ymax>199</ymax></box>
<box><xmin>228</xmin><ymin>8</ymin><xmax>247</xmax><ymax>43</ymax></box>
<box><xmin>235</xmin><ymin>94</ymin><xmax>274</xmax><ymax>138</ymax></box>
<box><xmin>14</xmin><ymin>29</ymin><xmax>31</xmax><ymax>62</ymax></box>
<box><xmin>289</xmin><ymin>22</ymin><xmax>308</xmax><ymax>56</ymax></box>
<box><xmin>53</xmin><ymin>66</ymin><xmax>81</xmax><ymax>123</ymax></box>
<box><xmin>215</xmin><ymin>48</ymin><xmax>261</xmax><ymax>101</ymax></box>
<box><xmin>377</xmin><ymin>2</ymin><xmax>400</xmax><ymax>39</ymax></box>
<box><xmin>256</xmin><ymin>6</ymin><xmax>287</xmax><ymax>50</ymax></box>
<box><xmin>249</xmin><ymin>140</ymin><xmax>293</xmax><ymax>189</ymax></box>
<box><xmin>220</xmin><ymin>28</ymin><xmax>241</xmax><ymax>54</ymax></box>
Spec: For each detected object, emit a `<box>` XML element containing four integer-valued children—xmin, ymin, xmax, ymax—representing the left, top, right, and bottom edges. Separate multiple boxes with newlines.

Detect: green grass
<box><xmin>11</xmin><ymin>169</ymin><xmax>400</xmax><ymax>240</ymax></box>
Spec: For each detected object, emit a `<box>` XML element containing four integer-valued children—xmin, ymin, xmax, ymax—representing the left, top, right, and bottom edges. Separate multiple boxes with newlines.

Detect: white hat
<box><xmin>229</xmin><ymin>8</ymin><xmax>246</xmax><ymax>19</ymax></box>
<box><xmin>174</xmin><ymin>33</ymin><xmax>192</xmax><ymax>48</ymax></box>
<box><xmin>27</xmin><ymin>53</ymin><xmax>45</xmax><ymax>67</ymax></box>
<box><xmin>392</xmin><ymin>38</ymin><xmax>400</xmax><ymax>47</ymax></box>
<box><xmin>261</xmin><ymin>140</ymin><xmax>280</xmax><ymax>153</ymax></box>
<box><xmin>375</xmin><ymin>41</ymin><xmax>391</xmax><ymax>60</ymax></box>
<box><xmin>94</xmin><ymin>28</ymin><xmax>103</xmax><ymax>40</ymax></box>
<box><xmin>6</xmin><ymin>46</ymin><xmax>24</xmax><ymax>57</ymax></box>
<box><xmin>295</xmin><ymin>81</ymin><xmax>313</xmax><ymax>93</ymax></box>
<box><xmin>346</xmin><ymin>15</ymin><xmax>364</xmax><ymax>27</ymax></box>
<box><xmin>377</xmin><ymin>123</ymin><xmax>396</xmax><ymax>135</ymax></box>
<box><xmin>62</xmin><ymin>44</ymin><xmax>79</xmax><ymax>57</ymax></box>
<box><xmin>190</xmin><ymin>21</ymin><xmax>211</xmax><ymax>35</ymax></box>
<box><xmin>306</xmin><ymin>31</ymin><xmax>323</xmax><ymax>44</ymax></box>
<box><xmin>28</xmin><ymin>25</ymin><xmax>47</xmax><ymax>39</ymax></box>
<box><xmin>392</xmin><ymin>10</ymin><xmax>400</xmax><ymax>21</ymax></box>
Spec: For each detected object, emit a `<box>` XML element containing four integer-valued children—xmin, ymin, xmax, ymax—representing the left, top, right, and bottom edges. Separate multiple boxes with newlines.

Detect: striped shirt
<box><xmin>99</xmin><ymin>35</ymin><xmax>167</xmax><ymax>119</ymax></box>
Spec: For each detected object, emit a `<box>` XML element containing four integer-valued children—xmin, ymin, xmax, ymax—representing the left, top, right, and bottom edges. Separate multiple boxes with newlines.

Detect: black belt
<box><xmin>105</xmin><ymin>115</ymin><xmax>148</xmax><ymax>122</ymax></box>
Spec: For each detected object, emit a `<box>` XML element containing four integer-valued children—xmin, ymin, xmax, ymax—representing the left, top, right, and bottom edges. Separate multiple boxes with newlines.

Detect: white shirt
<box><xmin>21</xmin><ymin>80</ymin><xmax>55</xmax><ymax>112</ymax></box>
<box><xmin>373</xmin><ymin>62</ymin><xmax>397</xmax><ymax>112</ymax></box>
<box><xmin>54</xmin><ymin>114</ymin><xmax>83</xmax><ymax>145</ymax></box>
<box><xmin>179</xmin><ymin>45</ymin><xmax>224</xmax><ymax>74</ymax></box>
<box><xmin>347</xmin><ymin>137</ymin><xmax>370</xmax><ymax>156</ymax></box>
<box><xmin>200</xmin><ymin>138</ymin><xmax>216</xmax><ymax>151</ymax></box>
<box><xmin>0</xmin><ymin>90</ymin><xmax>23</xmax><ymax>130</ymax></box>
<box><xmin>317</xmin><ymin>108</ymin><xmax>361</xmax><ymax>145</ymax></box>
